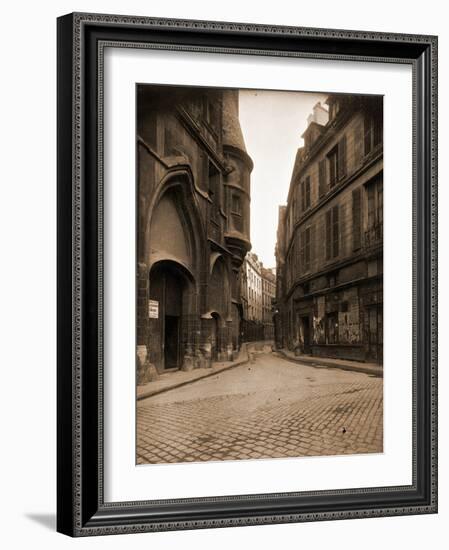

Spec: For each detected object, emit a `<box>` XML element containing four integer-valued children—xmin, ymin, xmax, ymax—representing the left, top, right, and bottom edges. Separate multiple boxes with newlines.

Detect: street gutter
<box><xmin>274</xmin><ymin>350</ymin><xmax>383</xmax><ymax>378</ymax></box>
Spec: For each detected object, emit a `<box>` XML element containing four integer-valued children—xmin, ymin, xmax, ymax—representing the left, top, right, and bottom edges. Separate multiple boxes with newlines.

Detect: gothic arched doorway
<box><xmin>149</xmin><ymin>261</ymin><xmax>193</xmax><ymax>371</ymax></box>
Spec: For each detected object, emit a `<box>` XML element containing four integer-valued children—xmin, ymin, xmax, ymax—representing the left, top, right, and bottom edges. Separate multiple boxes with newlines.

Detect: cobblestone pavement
<box><xmin>137</xmin><ymin>349</ymin><xmax>383</xmax><ymax>464</ymax></box>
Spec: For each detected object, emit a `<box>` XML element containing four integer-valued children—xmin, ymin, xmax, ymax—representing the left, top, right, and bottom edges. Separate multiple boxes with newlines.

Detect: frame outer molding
<box><xmin>57</xmin><ymin>12</ymin><xmax>438</xmax><ymax>537</ymax></box>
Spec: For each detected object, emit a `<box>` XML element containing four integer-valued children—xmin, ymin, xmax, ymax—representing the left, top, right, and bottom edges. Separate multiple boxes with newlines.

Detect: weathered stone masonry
<box><xmin>136</xmin><ymin>86</ymin><xmax>253</xmax><ymax>383</ymax></box>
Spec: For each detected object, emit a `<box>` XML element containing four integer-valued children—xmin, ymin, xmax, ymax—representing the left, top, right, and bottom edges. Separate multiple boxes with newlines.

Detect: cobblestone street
<box><xmin>137</xmin><ymin>349</ymin><xmax>383</xmax><ymax>464</ymax></box>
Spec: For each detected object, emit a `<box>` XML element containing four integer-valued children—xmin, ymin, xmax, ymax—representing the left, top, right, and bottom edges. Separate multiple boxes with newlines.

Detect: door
<box><xmin>164</xmin><ymin>315</ymin><xmax>180</xmax><ymax>369</ymax></box>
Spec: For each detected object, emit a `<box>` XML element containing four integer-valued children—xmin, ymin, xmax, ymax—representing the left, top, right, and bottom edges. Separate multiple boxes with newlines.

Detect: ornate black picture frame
<box><xmin>57</xmin><ymin>12</ymin><xmax>438</xmax><ymax>536</ymax></box>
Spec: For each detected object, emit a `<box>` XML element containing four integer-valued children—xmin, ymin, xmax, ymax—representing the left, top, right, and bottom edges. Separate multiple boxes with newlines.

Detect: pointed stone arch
<box><xmin>141</xmin><ymin>168</ymin><xmax>207</xmax><ymax>373</ymax></box>
<box><xmin>145</xmin><ymin>167</ymin><xmax>207</xmax><ymax>279</ymax></box>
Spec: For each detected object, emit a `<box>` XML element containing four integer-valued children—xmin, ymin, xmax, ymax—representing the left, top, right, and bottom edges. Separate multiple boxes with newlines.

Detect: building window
<box><xmin>300</xmin><ymin>226</ymin><xmax>311</xmax><ymax>272</ymax></box>
<box><xmin>231</xmin><ymin>193</ymin><xmax>243</xmax><ymax>231</ymax></box>
<box><xmin>367</xmin><ymin>179</ymin><xmax>383</xmax><ymax>229</ymax></box>
<box><xmin>318</xmin><ymin>158</ymin><xmax>327</xmax><ymax>198</ymax></box>
<box><xmin>366</xmin><ymin>177</ymin><xmax>383</xmax><ymax>246</ymax></box>
<box><xmin>231</xmin><ymin>193</ymin><xmax>242</xmax><ymax>215</ymax></box>
<box><xmin>337</xmin><ymin>135</ymin><xmax>347</xmax><ymax>180</ymax></box>
<box><xmin>327</xmin><ymin>136</ymin><xmax>347</xmax><ymax>187</ymax></box>
<box><xmin>301</xmin><ymin>176</ymin><xmax>311</xmax><ymax>211</ymax></box>
<box><xmin>352</xmin><ymin>188</ymin><xmax>362</xmax><ymax>251</ymax></box>
<box><xmin>327</xmin><ymin>147</ymin><xmax>338</xmax><ymax>187</ymax></box>
<box><xmin>364</xmin><ymin>112</ymin><xmax>382</xmax><ymax>155</ymax></box>
<box><xmin>326</xmin><ymin>206</ymin><xmax>339</xmax><ymax>260</ymax></box>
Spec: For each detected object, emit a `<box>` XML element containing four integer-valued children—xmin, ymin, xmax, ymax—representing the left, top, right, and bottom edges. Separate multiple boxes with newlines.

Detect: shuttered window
<box><xmin>353</xmin><ymin>121</ymin><xmax>363</xmax><ymax>167</ymax></box>
<box><xmin>332</xmin><ymin>206</ymin><xmax>339</xmax><ymax>257</ymax></box>
<box><xmin>327</xmin><ymin>136</ymin><xmax>346</xmax><ymax>187</ymax></box>
<box><xmin>352</xmin><ymin>188</ymin><xmax>362</xmax><ymax>251</ymax></box>
<box><xmin>305</xmin><ymin>176</ymin><xmax>311</xmax><ymax>210</ymax></box>
<box><xmin>325</xmin><ymin>210</ymin><xmax>332</xmax><ymax>259</ymax></box>
<box><xmin>300</xmin><ymin>176</ymin><xmax>311</xmax><ymax>212</ymax></box>
<box><xmin>328</xmin><ymin>148</ymin><xmax>338</xmax><ymax>188</ymax></box>
<box><xmin>326</xmin><ymin>206</ymin><xmax>339</xmax><ymax>259</ymax></box>
<box><xmin>318</xmin><ymin>159</ymin><xmax>327</xmax><ymax>198</ymax></box>
<box><xmin>337</xmin><ymin>135</ymin><xmax>347</xmax><ymax>180</ymax></box>
<box><xmin>304</xmin><ymin>227</ymin><xmax>311</xmax><ymax>270</ymax></box>
<box><xmin>364</xmin><ymin>112</ymin><xmax>372</xmax><ymax>155</ymax></box>
<box><xmin>364</xmin><ymin>111</ymin><xmax>382</xmax><ymax>156</ymax></box>
<box><xmin>301</xmin><ymin>180</ymin><xmax>305</xmax><ymax>212</ymax></box>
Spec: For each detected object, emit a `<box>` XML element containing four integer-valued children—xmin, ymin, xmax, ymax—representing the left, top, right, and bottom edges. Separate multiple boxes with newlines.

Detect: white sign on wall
<box><xmin>148</xmin><ymin>299</ymin><xmax>159</xmax><ymax>319</ymax></box>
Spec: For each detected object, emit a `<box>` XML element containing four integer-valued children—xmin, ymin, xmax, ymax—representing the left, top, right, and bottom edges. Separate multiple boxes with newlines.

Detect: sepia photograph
<box><xmin>135</xmin><ymin>84</ymin><xmax>383</xmax><ymax>465</ymax></box>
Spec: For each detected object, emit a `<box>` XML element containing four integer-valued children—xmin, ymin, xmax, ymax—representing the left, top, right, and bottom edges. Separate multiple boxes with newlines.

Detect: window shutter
<box><xmin>306</xmin><ymin>176</ymin><xmax>311</xmax><ymax>209</ymax></box>
<box><xmin>296</xmin><ymin>233</ymin><xmax>301</xmax><ymax>274</ymax></box>
<box><xmin>329</xmin><ymin>150</ymin><xmax>337</xmax><ymax>187</ymax></box>
<box><xmin>364</xmin><ymin>113</ymin><xmax>372</xmax><ymax>155</ymax></box>
<box><xmin>367</xmin><ymin>184</ymin><xmax>375</xmax><ymax>229</ymax></box>
<box><xmin>332</xmin><ymin>205</ymin><xmax>339</xmax><ymax>257</ymax></box>
<box><xmin>338</xmin><ymin>135</ymin><xmax>347</xmax><ymax>180</ymax></box>
<box><xmin>300</xmin><ymin>180</ymin><xmax>304</xmax><ymax>212</ymax></box>
<box><xmin>325</xmin><ymin>210</ymin><xmax>332</xmax><ymax>260</ymax></box>
<box><xmin>310</xmin><ymin>223</ymin><xmax>315</xmax><ymax>269</ymax></box>
<box><xmin>305</xmin><ymin>226</ymin><xmax>311</xmax><ymax>270</ymax></box>
<box><xmin>352</xmin><ymin>188</ymin><xmax>362</xmax><ymax>250</ymax></box>
<box><xmin>377</xmin><ymin>180</ymin><xmax>383</xmax><ymax>226</ymax></box>
<box><xmin>373</xmin><ymin>112</ymin><xmax>382</xmax><ymax>148</ymax></box>
<box><xmin>354</xmin><ymin>121</ymin><xmax>363</xmax><ymax>167</ymax></box>
<box><xmin>318</xmin><ymin>159</ymin><xmax>326</xmax><ymax>198</ymax></box>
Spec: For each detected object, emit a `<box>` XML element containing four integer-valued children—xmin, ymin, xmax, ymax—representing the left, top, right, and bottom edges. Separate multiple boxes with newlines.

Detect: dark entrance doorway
<box><xmin>301</xmin><ymin>316</ymin><xmax>311</xmax><ymax>354</ymax></box>
<box><xmin>164</xmin><ymin>315</ymin><xmax>180</xmax><ymax>369</ymax></box>
<box><xmin>149</xmin><ymin>262</ymin><xmax>188</xmax><ymax>371</ymax></box>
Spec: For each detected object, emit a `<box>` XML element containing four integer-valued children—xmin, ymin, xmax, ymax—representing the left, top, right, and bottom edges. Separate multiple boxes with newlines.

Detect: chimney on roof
<box><xmin>306</xmin><ymin>102</ymin><xmax>329</xmax><ymax>127</ymax></box>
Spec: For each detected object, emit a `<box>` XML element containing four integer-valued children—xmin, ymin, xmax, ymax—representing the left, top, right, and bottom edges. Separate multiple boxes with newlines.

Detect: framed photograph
<box><xmin>57</xmin><ymin>12</ymin><xmax>438</xmax><ymax>536</ymax></box>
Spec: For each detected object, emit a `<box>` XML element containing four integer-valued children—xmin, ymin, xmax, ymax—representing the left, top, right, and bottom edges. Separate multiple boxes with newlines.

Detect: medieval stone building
<box><xmin>275</xmin><ymin>95</ymin><xmax>383</xmax><ymax>363</ymax></box>
<box><xmin>136</xmin><ymin>86</ymin><xmax>253</xmax><ymax>382</ymax></box>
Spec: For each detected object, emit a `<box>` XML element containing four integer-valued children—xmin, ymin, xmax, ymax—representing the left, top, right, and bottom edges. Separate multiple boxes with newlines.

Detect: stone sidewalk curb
<box><xmin>137</xmin><ymin>345</ymin><xmax>250</xmax><ymax>401</ymax></box>
<box><xmin>275</xmin><ymin>350</ymin><xmax>383</xmax><ymax>378</ymax></box>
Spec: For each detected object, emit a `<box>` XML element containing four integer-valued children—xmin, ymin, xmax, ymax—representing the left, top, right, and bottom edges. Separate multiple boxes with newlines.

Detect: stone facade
<box><xmin>136</xmin><ymin>86</ymin><xmax>253</xmax><ymax>382</ymax></box>
<box><xmin>275</xmin><ymin>95</ymin><xmax>383</xmax><ymax>363</ymax></box>
<box><xmin>241</xmin><ymin>252</ymin><xmax>276</xmax><ymax>341</ymax></box>
<box><xmin>261</xmin><ymin>266</ymin><xmax>276</xmax><ymax>340</ymax></box>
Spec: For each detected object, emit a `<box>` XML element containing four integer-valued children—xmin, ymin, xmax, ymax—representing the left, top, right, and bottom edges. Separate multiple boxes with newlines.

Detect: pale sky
<box><xmin>239</xmin><ymin>89</ymin><xmax>328</xmax><ymax>267</ymax></box>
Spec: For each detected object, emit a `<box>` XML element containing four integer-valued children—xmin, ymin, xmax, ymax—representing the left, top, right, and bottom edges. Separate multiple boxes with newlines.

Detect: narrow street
<box><xmin>137</xmin><ymin>348</ymin><xmax>383</xmax><ymax>464</ymax></box>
